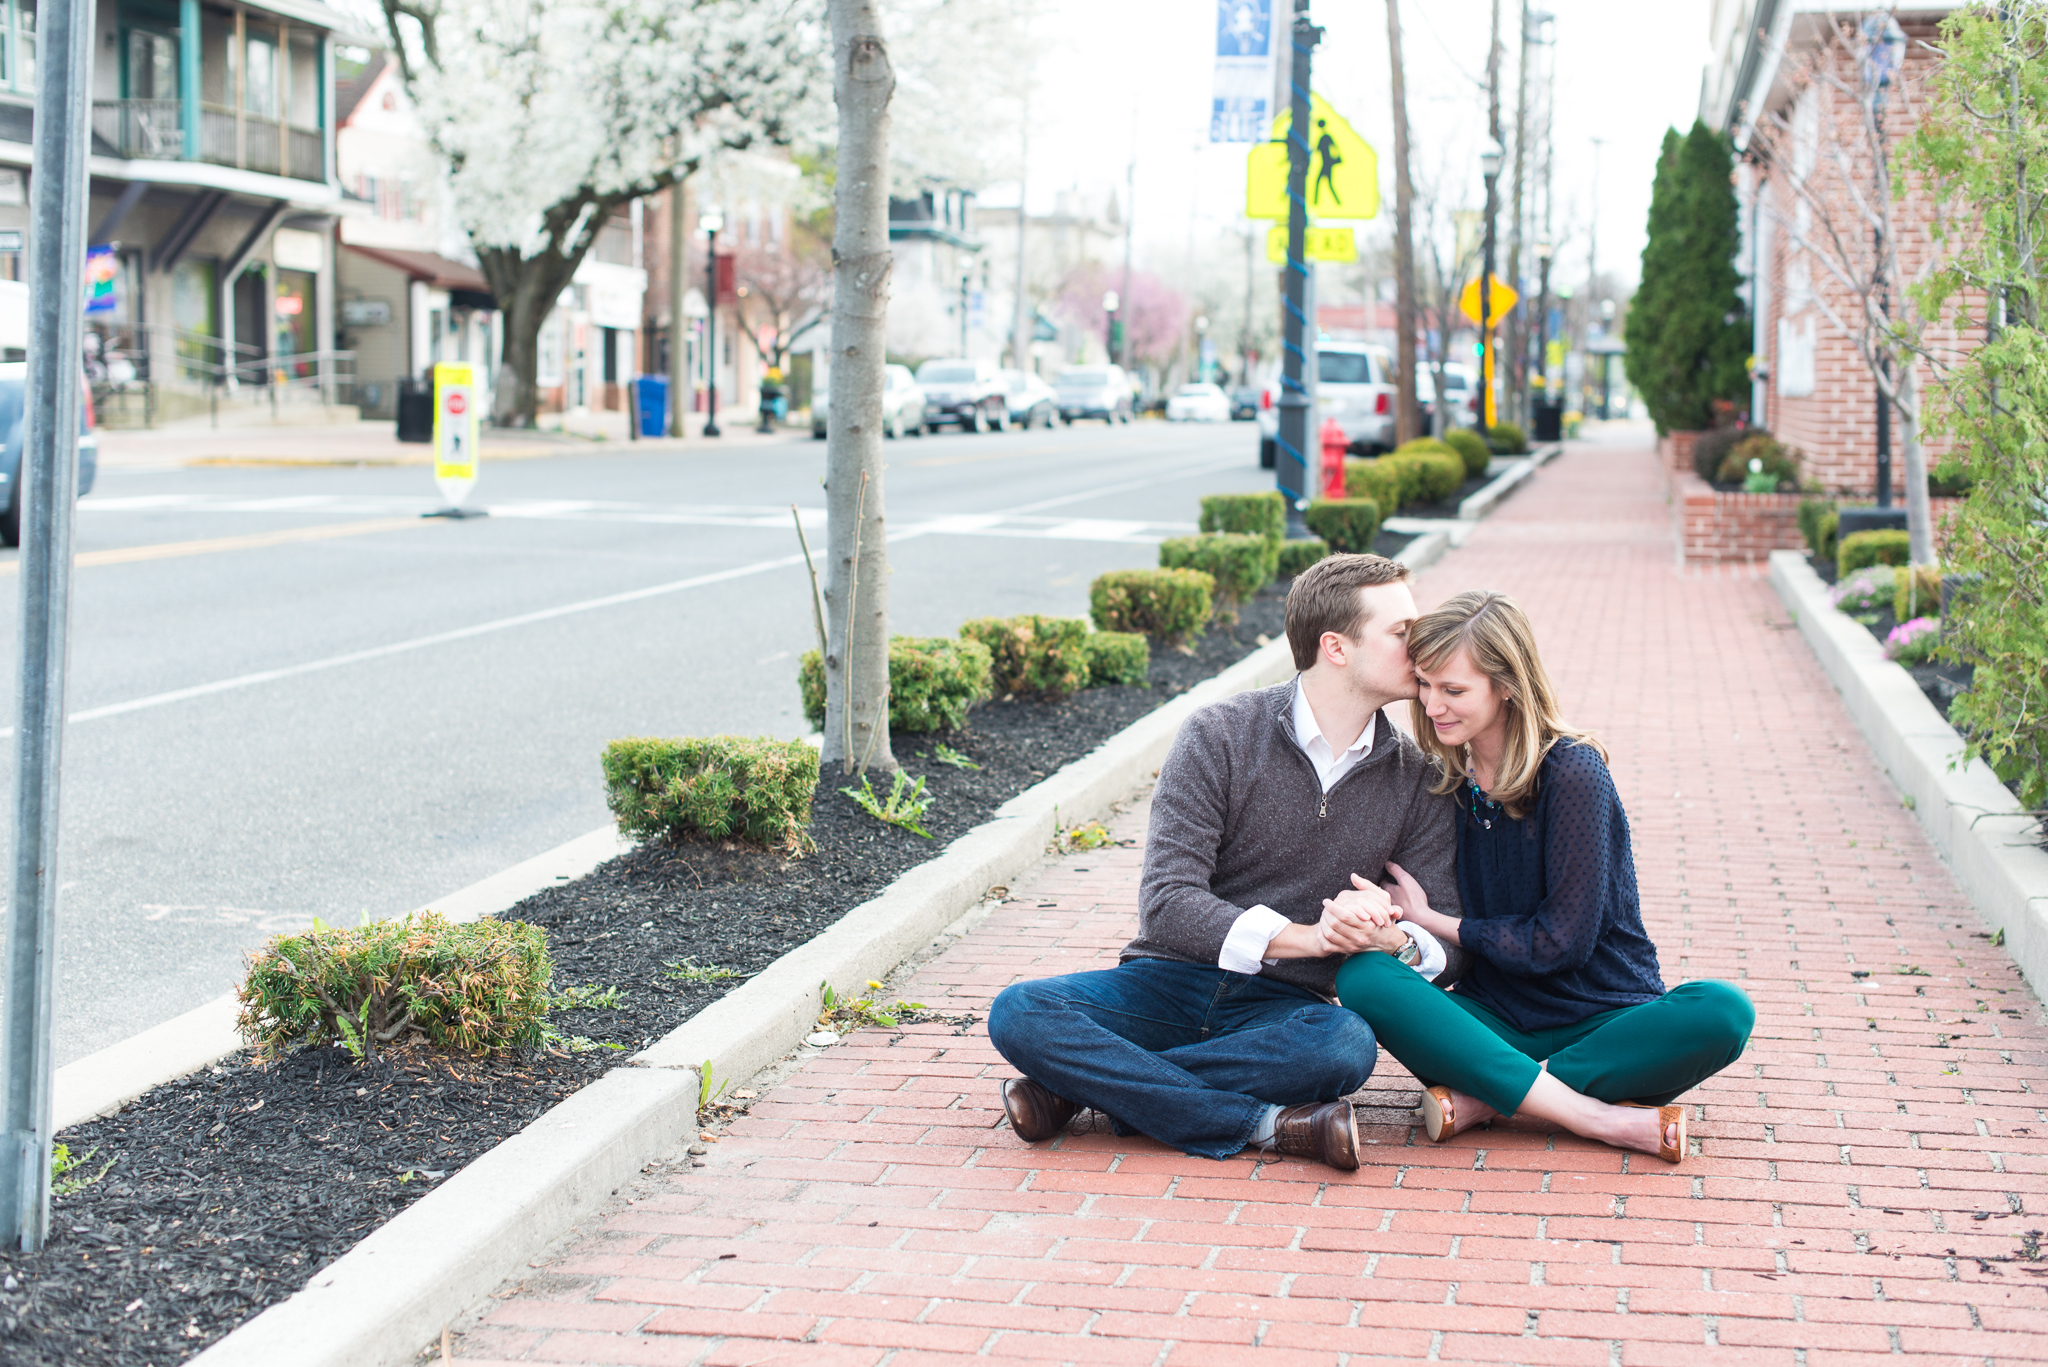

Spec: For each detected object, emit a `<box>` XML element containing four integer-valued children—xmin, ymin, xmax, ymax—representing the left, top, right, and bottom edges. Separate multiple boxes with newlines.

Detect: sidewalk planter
<box><xmin>1656</xmin><ymin>428</ymin><xmax>1704</xmax><ymax>478</ymax></box>
<box><xmin>1667</xmin><ymin>465</ymin><xmax>1962</xmax><ymax>568</ymax></box>
<box><xmin>1770</xmin><ymin>551</ymin><xmax>2048</xmax><ymax>1000</ymax></box>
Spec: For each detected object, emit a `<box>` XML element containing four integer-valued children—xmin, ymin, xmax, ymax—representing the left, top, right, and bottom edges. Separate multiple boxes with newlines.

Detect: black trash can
<box><xmin>1532</xmin><ymin>401</ymin><xmax>1564</xmax><ymax>443</ymax></box>
<box><xmin>396</xmin><ymin>379</ymin><xmax>433</xmax><ymax>443</ymax></box>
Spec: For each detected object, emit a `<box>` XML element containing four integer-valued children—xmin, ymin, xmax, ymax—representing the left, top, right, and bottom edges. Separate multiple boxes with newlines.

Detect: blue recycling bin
<box><xmin>634</xmin><ymin>375</ymin><xmax>669</xmax><ymax>438</ymax></box>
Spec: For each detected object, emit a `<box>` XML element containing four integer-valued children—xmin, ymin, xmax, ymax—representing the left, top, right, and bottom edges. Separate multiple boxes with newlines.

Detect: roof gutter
<box><xmin>1730</xmin><ymin>0</ymin><xmax>1792</xmax><ymax>152</ymax></box>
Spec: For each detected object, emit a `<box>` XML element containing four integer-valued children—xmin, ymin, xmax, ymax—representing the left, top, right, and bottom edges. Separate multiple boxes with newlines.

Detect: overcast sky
<box><xmin>998</xmin><ymin>0</ymin><xmax>1717</xmax><ymax>295</ymax></box>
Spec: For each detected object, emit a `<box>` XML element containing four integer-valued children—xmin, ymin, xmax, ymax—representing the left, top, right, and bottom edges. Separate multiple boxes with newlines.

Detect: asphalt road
<box><xmin>0</xmin><ymin>416</ymin><xmax>1277</xmax><ymax>1064</ymax></box>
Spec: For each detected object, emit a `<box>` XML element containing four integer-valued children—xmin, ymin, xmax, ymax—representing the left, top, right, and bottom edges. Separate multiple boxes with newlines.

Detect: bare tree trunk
<box><xmin>1011</xmin><ymin>110</ymin><xmax>1032</xmax><ymax>372</ymax></box>
<box><xmin>822</xmin><ymin>0</ymin><xmax>895</xmax><ymax>775</ymax></box>
<box><xmin>1896</xmin><ymin>362</ymin><xmax>1934</xmax><ymax>566</ymax></box>
<box><xmin>1505</xmin><ymin>0</ymin><xmax>1527</xmax><ymax>425</ymax></box>
<box><xmin>669</xmin><ymin>182</ymin><xmax>689</xmax><ymax>440</ymax></box>
<box><xmin>1386</xmin><ymin>0</ymin><xmax>1421</xmax><ymax>446</ymax></box>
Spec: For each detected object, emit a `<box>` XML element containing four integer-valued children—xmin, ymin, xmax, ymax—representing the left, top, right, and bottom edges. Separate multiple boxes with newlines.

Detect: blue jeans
<box><xmin>986</xmin><ymin>957</ymin><xmax>1378</xmax><ymax>1160</ymax></box>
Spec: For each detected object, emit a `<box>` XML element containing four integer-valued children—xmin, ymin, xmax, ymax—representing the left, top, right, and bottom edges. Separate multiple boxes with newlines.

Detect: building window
<box><xmin>0</xmin><ymin>0</ymin><xmax>36</xmax><ymax>93</ymax></box>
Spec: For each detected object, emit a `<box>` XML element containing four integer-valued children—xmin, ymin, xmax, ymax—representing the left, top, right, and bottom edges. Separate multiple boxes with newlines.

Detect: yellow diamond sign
<box><xmin>1246</xmin><ymin>92</ymin><xmax>1378</xmax><ymax>221</ymax></box>
<box><xmin>1458</xmin><ymin>274</ymin><xmax>1519</xmax><ymax>328</ymax></box>
<box><xmin>1265</xmin><ymin>225</ymin><xmax>1358</xmax><ymax>265</ymax></box>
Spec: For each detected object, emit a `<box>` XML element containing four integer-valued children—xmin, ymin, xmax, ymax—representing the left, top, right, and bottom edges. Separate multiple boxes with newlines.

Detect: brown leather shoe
<box><xmin>1002</xmin><ymin>1077</ymin><xmax>1079</xmax><ymax>1142</ymax></box>
<box><xmin>1267</xmin><ymin>1100</ymin><xmax>1360</xmax><ymax>1171</ymax></box>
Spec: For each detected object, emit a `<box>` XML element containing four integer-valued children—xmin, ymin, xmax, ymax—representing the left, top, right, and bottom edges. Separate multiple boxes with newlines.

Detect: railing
<box><xmin>192</xmin><ymin>104</ymin><xmax>322</xmax><ymax>181</ymax></box>
<box><xmin>199</xmin><ymin>107</ymin><xmax>237</xmax><ymax>167</ymax></box>
<box><xmin>288</xmin><ymin>126</ymin><xmax>323</xmax><ymax>181</ymax></box>
<box><xmin>85</xmin><ymin>323</ymin><xmax>356</xmax><ymax>428</ymax></box>
<box><xmin>90</xmin><ymin>100</ymin><xmax>184</xmax><ymax>160</ymax></box>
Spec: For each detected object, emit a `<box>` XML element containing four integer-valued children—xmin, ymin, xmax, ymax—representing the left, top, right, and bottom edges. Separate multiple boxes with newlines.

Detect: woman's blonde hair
<box><xmin>1406</xmin><ymin>589</ymin><xmax>1604</xmax><ymax>819</ymax></box>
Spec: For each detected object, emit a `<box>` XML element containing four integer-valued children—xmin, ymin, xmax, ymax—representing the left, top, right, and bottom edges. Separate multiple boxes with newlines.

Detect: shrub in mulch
<box><xmin>799</xmin><ymin>635</ymin><xmax>994</xmax><ymax>735</ymax></box>
<box><xmin>1442</xmin><ymin>428</ymin><xmax>1492</xmax><ymax>478</ymax></box>
<box><xmin>1158</xmin><ymin>532</ymin><xmax>1275</xmax><ymax>621</ymax></box>
<box><xmin>0</xmin><ymin>586</ymin><xmax>1295</xmax><ymax>1367</ymax></box>
<box><xmin>1081</xmin><ymin>631</ymin><xmax>1149</xmax><ymax>687</ymax></box>
<box><xmin>959</xmin><ymin>614</ymin><xmax>1091</xmax><ymax>699</ymax></box>
<box><xmin>1089</xmin><ymin>568</ymin><xmax>1214</xmax><ymax>643</ymax></box>
<box><xmin>1275</xmin><ymin>538</ymin><xmax>1329</xmax><ymax>578</ymax></box>
<box><xmin>1304</xmin><ymin>498</ymin><xmax>1383</xmax><ymax>555</ymax></box>
<box><xmin>602</xmin><ymin>735</ymin><xmax>820</xmax><ymax>851</ymax></box>
<box><xmin>1197</xmin><ymin>491</ymin><xmax>1285</xmax><ymax>544</ymax></box>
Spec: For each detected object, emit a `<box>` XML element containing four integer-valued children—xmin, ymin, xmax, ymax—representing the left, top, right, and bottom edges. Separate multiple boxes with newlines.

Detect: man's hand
<box><xmin>1265</xmin><ymin>906</ymin><xmax>1415</xmax><ymax>959</ymax></box>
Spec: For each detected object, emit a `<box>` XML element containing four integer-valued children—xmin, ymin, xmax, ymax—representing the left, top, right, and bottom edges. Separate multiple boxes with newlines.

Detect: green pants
<box><xmin>1334</xmin><ymin>952</ymin><xmax>1755</xmax><ymax>1118</ymax></box>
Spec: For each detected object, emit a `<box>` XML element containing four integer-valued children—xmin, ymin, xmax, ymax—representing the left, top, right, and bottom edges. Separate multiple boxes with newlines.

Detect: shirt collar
<box><xmin>1292</xmin><ymin>677</ymin><xmax>1376</xmax><ymax>758</ymax></box>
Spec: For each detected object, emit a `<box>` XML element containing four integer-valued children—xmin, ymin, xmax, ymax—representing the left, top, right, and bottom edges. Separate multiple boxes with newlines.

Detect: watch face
<box><xmin>1396</xmin><ymin>939</ymin><xmax>1422</xmax><ymax>967</ymax></box>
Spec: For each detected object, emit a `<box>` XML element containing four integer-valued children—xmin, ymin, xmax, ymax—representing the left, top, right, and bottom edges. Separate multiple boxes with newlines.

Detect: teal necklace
<box><xmin>1464</xmin><ymin>750</ymin><xmax>1499</xmax><ymax>830</ymax></box>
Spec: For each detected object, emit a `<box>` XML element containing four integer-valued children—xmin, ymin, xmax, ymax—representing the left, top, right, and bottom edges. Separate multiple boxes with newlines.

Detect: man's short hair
<box><xmin>1284</xmin><ymin>553</ymin><xmax>1412</xmax><ymax>669</ymax></box>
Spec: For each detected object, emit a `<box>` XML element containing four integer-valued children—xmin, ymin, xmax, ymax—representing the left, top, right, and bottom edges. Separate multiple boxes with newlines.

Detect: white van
<box><xmin>1255</xmin><ymin>342</ymin><xmax>1398</xmax><ymax>467</ymax></box>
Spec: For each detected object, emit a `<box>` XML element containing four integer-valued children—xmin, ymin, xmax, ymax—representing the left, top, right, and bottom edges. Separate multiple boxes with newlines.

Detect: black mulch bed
<box><xmin>1392</xmin><ymin>470</ymin><xmax>1495</xmax><ymax>520</ymax></box>
<box><xmin>0</xmin><ymin>588</ymin><xmax>1293</xmax><ymax>1367</ymax></box>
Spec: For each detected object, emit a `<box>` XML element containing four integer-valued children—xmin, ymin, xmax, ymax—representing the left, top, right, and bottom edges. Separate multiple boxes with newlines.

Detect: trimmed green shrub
<box><xmin>1159</xmin><ymin>532</ymin><xmax>1276</xmax><ymax>620</ymax></box>
<box><xmin>1343</xmin><ymin>458</ymin><xmax>1404</xmax><ymax>513</ymax></box>
<box><xmin>959</xmin><ymin>614</ymin><xmax>1091</xmax><ymax>698</ymax></box>
<box><xmin>1892</xmin><ymin>564</ymin><xmax>1943</xmax><ymax>623</ymax></box>
<box><xmin>1394</xmin><ymin>436</ymin><xmax>1458</xmax><ymax>458</ymax></box>
<box><xmin>1082</xmin><ymin>631</ymin><xmax>1150</xmax><ymax>686</ymax></box>
<box><xmin>237</xmin><ymin>912</ymin><xmax>552</xmax><ymax>1062</ymax></box>
<box><xmin>1303</xmin><ymin>499</ymin><xmax>1382</xmax><ymax>555</ymax></box>
<box><xmin>1796</xmin><ymin>497</ymin><xmax>1837</xmax><ymax>558</ymax></box>
<box><xmin>799</xmin><ymin>636</ymin><xmax>993</xmax><ymax>734</ymax></box>
<box><xmin>1691</xmin><ymin>426</ymin><xmax>1748</xmax><ymax>482</ymax></box>
<box><xmin>1276</xmin><ymin>538</ymin><xmax>1330</xmax><ymax>577</ymax></box>
<box><xmin>1716</xmin><ymin>433</ymin><xmax>1800</xmax><ymax>490</ymax></box>
<box><xmin>604</xmin><ymin>735</ymin><xmax>821</xmax><ymax>852</ymax></box>
<box><xmin>1381</xmin><ymin>449</ymin><xmax>1464</xmax><ymax>505</ymax></box>
<box><xmin>1486</xmin><ymin>422</ymin><xmax>1530</xmax><ymax>455</ymax></box>
<box><xmin>1089</xmin><ymin>568</ymin><xmax>1214</xmax><ymax>643</ymax></box>
<box><xmin>1839</xmin><ymin>528</ymin><xmax>1911</xmax><ymax>578</ymax></box>
<box><xmin>1199</xmin><ymin>491</ymin><xmax>1286</xmax><ymax>545</ymax></box>
<box><xmin>1442</xmin><ymin>428</ymin><xmax>1492</xmax><ymax>478</ymax></box>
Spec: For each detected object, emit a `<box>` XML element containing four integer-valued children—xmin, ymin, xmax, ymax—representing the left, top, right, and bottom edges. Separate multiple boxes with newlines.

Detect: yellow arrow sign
<box><xmin>1246</xmin><ymin>93</ymin><xmax>1379</xmax><ymax>221</ymax></box>
<box><xmin>1458</xmin><ymin>274</ymin><xmax>1519</xmax><ymax>327</ymax></box>
<box><xmin>1265</xmin><ymin>225</ymin><xmax>1358</xmax><ymax>265</ymax></box>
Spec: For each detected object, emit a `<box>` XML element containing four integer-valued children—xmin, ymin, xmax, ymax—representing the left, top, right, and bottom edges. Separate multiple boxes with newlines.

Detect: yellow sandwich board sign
<box><xmin>1266</xmin><ymin>225</ymin><xmax>1358</xmax><ymax>265</ymax></box>
<box><xmin>1246</xmin><ymin>92</ymin><xmax>1378</xmax><ymax>221</ymax></box>
<box><xmin>432</xmin><ymin>362</ymin><xmax>479</xmax><ymax>509</ymax></box>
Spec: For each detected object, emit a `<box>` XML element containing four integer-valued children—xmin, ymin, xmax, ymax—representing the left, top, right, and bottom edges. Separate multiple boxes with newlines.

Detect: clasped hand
<box><xmin>1313</xmin><ymin>876</ymin><xmax>1406</xmax><ymax>956</ymax></box>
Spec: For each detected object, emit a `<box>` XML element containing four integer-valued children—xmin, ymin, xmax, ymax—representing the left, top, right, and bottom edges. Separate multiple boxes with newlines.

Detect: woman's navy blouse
<box><xmin>1450</xmin><ymin>740</ymin><xmax>1666</xmax><ymax>1032</ymax></box>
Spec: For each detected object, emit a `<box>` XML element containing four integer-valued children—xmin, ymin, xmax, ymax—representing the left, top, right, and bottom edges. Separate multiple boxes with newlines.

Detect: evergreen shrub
<box><xmin>1485</xmin><ymin>422</ymin><xmax>1530</xmax><ymax>455</ymax></box>
<box><xmin>1089</xmin><ymin>568</ymin><xmax>1215</xmax><ymax>643</ymax></box>
<box><xmin>799</xmin><ymin>636</ymin><xmax>994</xmax><ymax>733</ymax></box>
<box><xmin>1797</xmin><ymin>498</ymin><xmax>1839</xmax><ymax>560</ymax></box>
<box><xmin>1442</xmin><ymin>428</ymin><xmax>1492</xmax><ymax>478</ymax></box>
<box><xmin>1381</xmin><ymin>449</ymin><xmax>1464</xmax><ymax>505</ymax></box>
<box><xmin>604</xmin><ymin>736</ymin><xmax>820</xmax><ymax>851</ymax></box>
<box><xmin>1343</xmin><ymin>458</ymin><xmax>1404</xmax><ymax>513</ymax></box>
<box><xmin>1892</xmin><ymin>564</ymin><xmax>1944</xmax><ymax>623</ymax></box>
<box><xmin>1691</xmin><ymin>426</ymin><xmax>1749</xmax><ymax>482</ymax></box>
<box><xmin>1302</xmin><ymin>499</ymin><xmax>1382</xmax><ymax>554</ymax></box>
<box><xmin>1159</xmin><ymin>532</ymin><xmax>1276</xmax><ymax>619</ymax></box>
<box><xmin>1839</xmin><ymin>529</ymin><xmax>1911</xmax><ymax>578</ymax></box>
<box><xmin>237</xmin><ymin>912</ymin><xmax>552</xmax><ymax>1062</ymax></box>
<box><xmin>1082</xmin><ymin>631</ymin><xmax>1150</xmax><ymax>686</ymax></box>
<box><xmin>1198</xmin><ymin>491</ymin><xmax>1286</xmax><ymax>545</ymax></box>
<box><xmin>1715</xmin><ymin>433</ymin><xmax>1800</xmax><ymax>489</ymax></box>
<box><xmin>959</xmin><ymin>614</ymin><xmax>1092</xmax><ymax>698</ymax></box>
<box><xmin>1276</xmin><ymin>538</ymin><xmax>1330</xmax><ymax>577</ymax></box>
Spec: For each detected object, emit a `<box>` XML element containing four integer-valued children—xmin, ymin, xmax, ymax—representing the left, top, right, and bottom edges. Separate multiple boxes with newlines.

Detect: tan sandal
<box><xmin>1618</xmin><ymin>1101</ymin><xmax>1686</xmax><ymax>1164</ymax></box>
<box><xmin>1420</xmin><ymin>1086</ymin><xmax>1495</xmax><ymax>1142</ymax></box>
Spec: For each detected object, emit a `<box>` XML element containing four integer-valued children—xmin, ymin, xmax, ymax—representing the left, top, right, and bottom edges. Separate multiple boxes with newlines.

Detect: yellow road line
<box><xmin>0</xmin><ymin>516</ymin><xmax>429</xmax><ymax>574</ymax></box>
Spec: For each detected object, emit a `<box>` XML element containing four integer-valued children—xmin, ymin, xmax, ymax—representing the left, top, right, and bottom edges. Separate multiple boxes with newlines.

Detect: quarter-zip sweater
<box><xmin>1127</xmin><ymin>678</ymin><xmax>1466</xmax><ymax>999</ymax></box>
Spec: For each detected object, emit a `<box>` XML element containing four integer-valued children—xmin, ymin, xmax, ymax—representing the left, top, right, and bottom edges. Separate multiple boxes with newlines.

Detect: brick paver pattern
<box><xmin>458</xmin><ymin>437</ymin><xmax>2048</xmax><ymax>1365</ymax></box>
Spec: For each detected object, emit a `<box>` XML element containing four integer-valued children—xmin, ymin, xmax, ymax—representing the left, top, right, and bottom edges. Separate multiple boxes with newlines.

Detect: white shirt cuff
<box><xmin>1398</xmin><ymin>921</ymin><xmax>1447</xmax><ymax>978</ymax></box>
<box><xmin>1220</xmin><ymin>904</ymin><xmax>1291</xmax><ymax>974</ymax></box>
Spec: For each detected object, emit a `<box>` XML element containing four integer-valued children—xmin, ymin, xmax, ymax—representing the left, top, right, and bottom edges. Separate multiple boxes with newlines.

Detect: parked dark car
<box><xmin>915</xmin><ymin>358</ymin><xmax>1009</xmax><ymax>432</ymax></box>
<box><xmin>0</xmin><ymin>362</ymin><xmax>98</xmax><ymax>547</ymax></box>
<box><xmin>1228</xmin><ymin>385</ymin><xmax>1260</xmax><ymax>421</ymax></box>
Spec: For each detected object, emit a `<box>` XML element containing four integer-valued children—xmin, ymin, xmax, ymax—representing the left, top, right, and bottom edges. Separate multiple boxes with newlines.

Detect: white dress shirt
<box><xmin>1215</xmin><ymin>680</ymin><xmax>1445</xmax><ymax>978</ymax></box>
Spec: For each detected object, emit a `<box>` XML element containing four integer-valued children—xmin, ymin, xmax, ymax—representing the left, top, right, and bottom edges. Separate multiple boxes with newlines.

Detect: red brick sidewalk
<box><xmin>456</xmin><ymin>436</ymin><xmax>2048</xmax><ymax>1365</ymax></box>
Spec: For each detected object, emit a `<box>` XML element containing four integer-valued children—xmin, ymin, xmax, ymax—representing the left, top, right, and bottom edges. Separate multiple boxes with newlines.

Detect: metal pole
<box><xmin>1480</xmin><ymin>171</ymin><xmax>1497</xmax><ymax>430</ymax></box>
<box><xmin>703</xmin><ymin>227</ymin><xmax>720</xmax><ymax>438</ymax></box>
<box><xmin>1872</xmin><ymin>110</ymin><xmax>1890</xmax><ymax>508</ymax></box>
<box><xmin>1275</xmin><ymin>0</ymin><xmax>1321</xmax><ymax>540</ymax></box>
<box><xmin>2</xmin><ymin>0</ymin><xmax>89</xmax><ymax>1253</ymax></box>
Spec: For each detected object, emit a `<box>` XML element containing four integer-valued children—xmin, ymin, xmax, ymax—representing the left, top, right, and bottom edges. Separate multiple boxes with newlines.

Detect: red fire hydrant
<box><xmin>1320</xmin><ymin>419</ymin><xmax>1348</xmax><ymax>499</ymax></box>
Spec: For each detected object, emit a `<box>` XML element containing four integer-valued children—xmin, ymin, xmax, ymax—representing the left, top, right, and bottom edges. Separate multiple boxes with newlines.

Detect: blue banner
<box><xmin>1211</xmin><ymin>0</ymin><xmax>1272</xmax><ymax>143</ymax></box>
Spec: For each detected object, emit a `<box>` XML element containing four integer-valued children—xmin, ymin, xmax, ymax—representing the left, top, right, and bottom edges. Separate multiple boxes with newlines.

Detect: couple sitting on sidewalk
<box><xmin>987</xmin><ymin>554</ymin><xmax>1755</xmax><ymax>1171</ymax></box>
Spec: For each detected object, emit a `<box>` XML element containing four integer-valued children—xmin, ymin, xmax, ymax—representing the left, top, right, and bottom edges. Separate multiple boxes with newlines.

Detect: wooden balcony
<box><xmin>91</xmin><ymin>98</ymin><xmax>325</xmax><ymax>183</ymax></box>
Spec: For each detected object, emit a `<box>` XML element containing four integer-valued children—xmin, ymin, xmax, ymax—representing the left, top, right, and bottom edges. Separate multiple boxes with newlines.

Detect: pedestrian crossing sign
<box><xmin>432</xmin><ymin>363</ymin><xmax>479</xmax><ymax>506</ymax></box>
<box><xmin>1265</xmin><ymin>225</ymin><xmax>1358</xmax><ymax>264</ymax></box>
<box><xmin>1246</xmin><ymin>92</ymin><xmax>1378</xmax><ymax>221</ymax></box>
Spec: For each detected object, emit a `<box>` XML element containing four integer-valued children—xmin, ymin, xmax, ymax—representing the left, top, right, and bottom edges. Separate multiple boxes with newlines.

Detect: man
<box><xmin>987</xmin><ymin>554</ymin><xmax>1463</xmax><ymax>1170</ymax></box>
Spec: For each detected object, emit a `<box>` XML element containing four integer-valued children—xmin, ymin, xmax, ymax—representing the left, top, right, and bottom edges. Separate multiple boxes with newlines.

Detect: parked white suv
<box><xmin>1255</xmin><ymin>342</ymin><xmax>1397</xmax><ymax>467</ymax></box>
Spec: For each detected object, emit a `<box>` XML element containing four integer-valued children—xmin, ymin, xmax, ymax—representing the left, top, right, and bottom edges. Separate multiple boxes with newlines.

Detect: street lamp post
<box><xmin>1532</xmin><ymin>239</ymin><xmax>1552</xmax><ymax>408</ymax></box>
<box><xmin>1275</xmin><ymin>0</ymin><xmax>1324</xmax><ymax>540</ymax></box>
<box><xmin>700</xmin><ymin>207</ymin><xmax>723</xmax><ymax>438</ymax></box>
<box><xmin>960</xmin><ymin>273</ymin><xmax>971</xmax><ymax>358</ymax></box>
<box><xmin>1102</xmin><ymin>289</ymin><xmax>1121</xmax><ymax>366</ymax></box>
<box><xmin>1194</xmin><ymin>314</ymin><xmax>1209</xmax><ymax>384</ymax></box>
<box><xmin>1478</xmin><ymin>140</ymin><xmax>1503</xmax><ymax>431</ymax></box>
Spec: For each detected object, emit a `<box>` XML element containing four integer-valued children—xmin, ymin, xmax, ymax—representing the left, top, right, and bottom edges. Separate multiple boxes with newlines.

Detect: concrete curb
<box><xmin>167</xmin><ymin>531</ymin><xmax>1451</xmax><ymax>1367</ymax></box>
<box><xmin>1768</xmin><ymin>551</ymin><xmax>2048</xmax><ymax>999</ymax></box>
<box><xmin>1454</xmin><ymin>442</ymin><xmax>1562</xmax><ymax>522</ymax></box>
<box><xmin>53</xmin><ymin>826</ymin><xmax>631</xmax><ymax>1131</ymax></box>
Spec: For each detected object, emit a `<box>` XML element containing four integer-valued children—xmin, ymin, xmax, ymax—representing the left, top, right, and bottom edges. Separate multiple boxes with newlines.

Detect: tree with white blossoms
<box><xmin>374</xmin><ymin>0</ymin><xmax>823</xmax><ymax>427</ymax></box>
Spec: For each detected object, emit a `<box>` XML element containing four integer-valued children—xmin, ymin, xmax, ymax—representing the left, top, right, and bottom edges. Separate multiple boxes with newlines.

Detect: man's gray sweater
<box><xmin>1128</xmin><ymin>677</ymin><xmax>1465</xmax><ymax>998</ymax></box>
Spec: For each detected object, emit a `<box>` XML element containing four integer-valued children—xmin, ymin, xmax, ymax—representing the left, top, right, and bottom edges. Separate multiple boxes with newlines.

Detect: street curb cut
<box><xmin>189</xmin><ymin>1068</ymin><xmax>695</xmax><ymax>1367</ymax></box>
<box><xmin>172</xmin><ymin>531</ymin><xmax>1453</xmax><ymax>1367</ymax></box>
<box><xmin>53</xmin><ymin>826</ymin><xmax>631</xmax><ymax>1131</ymax></box>
<box><xmin>1458</xmin><ymin>442</ymin><xmax>1559</xmax><ymax>522</ymax></box>
<box><xmin>1769</xmin><ymin>551</ymin><xmax>2048</xmax><ymax>1000</ymax></box>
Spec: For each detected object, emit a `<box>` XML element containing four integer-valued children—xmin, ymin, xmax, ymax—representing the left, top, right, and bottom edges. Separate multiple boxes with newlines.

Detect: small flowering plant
<box><xmin>1831</xmin><ymin>565</ymin><xmax>1896</xmax><ymax>615</ymax></box>
<box><xmin>1885</xmin><ymin>616</ymin><xmax>1941</xmax><ymax>667</ymax></box>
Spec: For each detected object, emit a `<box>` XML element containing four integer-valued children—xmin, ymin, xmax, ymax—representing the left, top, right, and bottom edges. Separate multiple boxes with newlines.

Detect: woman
<box><xmin>1331</xmin><ymin>590</ymin><xmax>1754</xmax><ymax>1165</ymax></box>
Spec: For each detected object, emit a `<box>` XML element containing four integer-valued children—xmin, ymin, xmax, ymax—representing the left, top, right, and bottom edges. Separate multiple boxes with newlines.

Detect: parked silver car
<box><xmin>1054</xmin><ymin>364</ymin><xmax>1134</xmax><ymax>424</ymax></box>
<box><xmin>998</xmin><ymin>369</ymin><xmax>1058</xmax><ymax>429</ymax></box>
<box><xmin>916</xmin><ymin>358</ymin><xmax>1009</xmax><ymax>432</ymax></box>
<box><xmin>812</xmin><ymin>363</ymin><xmax>927</xmax><ymax>440</ymax></box>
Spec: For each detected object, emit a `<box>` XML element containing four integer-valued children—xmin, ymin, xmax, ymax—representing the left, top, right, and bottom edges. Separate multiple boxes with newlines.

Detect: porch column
<box><xmin>179</xmin><ymin>0</ymin><xmax>200</xmax><ymax>160</ymax></box>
